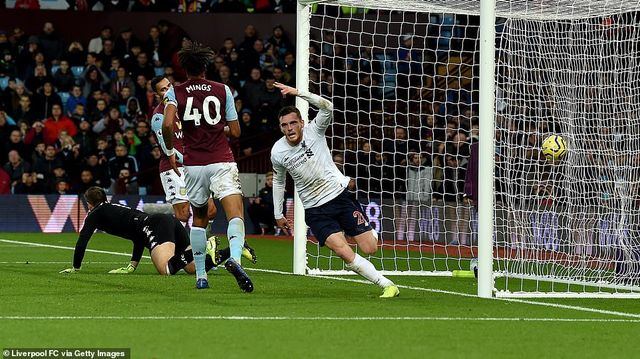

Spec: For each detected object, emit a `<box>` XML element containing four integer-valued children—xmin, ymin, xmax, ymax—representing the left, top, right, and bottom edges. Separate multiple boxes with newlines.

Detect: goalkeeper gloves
<box><xmin>59</xmin><ymin>267</ymin><xmax>80</xmax><ymax>274</ymax></box>
<box><xmin>108</xmin><ymin>263</ymin><xmax>137</xmax><ymax>274</ymax></box>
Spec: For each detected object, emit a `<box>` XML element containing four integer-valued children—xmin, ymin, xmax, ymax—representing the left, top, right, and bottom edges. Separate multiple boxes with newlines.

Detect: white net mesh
<box><xmin>303</xmin><ymin>0</ymin><xmax>640</xmax><ymax>294</ymax></box>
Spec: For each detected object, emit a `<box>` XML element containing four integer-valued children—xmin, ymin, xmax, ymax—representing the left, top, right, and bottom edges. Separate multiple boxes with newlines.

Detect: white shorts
<box><xmin>184</xmin><ymin>162</ymin><xmax>242</xmax><ymax>207</ymax></box>
<box><xmin>160</xmin><ymin>167</ymin><xmax>189</xmax><ymax>205</ymax></box>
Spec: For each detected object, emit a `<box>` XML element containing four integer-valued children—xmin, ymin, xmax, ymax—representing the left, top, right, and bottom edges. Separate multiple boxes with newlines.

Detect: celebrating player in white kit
<box><xmin>270</xmin><ymin>83</ymin><xmax>399</xmax><ymax>298</ymax></box>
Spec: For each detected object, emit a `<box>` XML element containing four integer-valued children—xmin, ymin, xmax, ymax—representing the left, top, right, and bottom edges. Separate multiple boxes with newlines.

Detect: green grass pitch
<box><xmin>1</xmin><ymin>232</ymin><xmax>639</xmax><ymax>358</ymax></box>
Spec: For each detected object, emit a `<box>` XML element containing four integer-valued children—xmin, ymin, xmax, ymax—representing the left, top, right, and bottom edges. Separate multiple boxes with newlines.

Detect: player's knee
<box><xmin>207</xmin><ymin>205</ymin><xmax>217</xmax><ymax>220</ymax></box>
<box><xmin>360</xmin><ymin>242</ymin><xmax>377</xmax><ymax>255</ymax></box>
<box><xmin>173</xmin><ymin>204</ymin><xmax>191</xmax><ymax>222</ymax></box>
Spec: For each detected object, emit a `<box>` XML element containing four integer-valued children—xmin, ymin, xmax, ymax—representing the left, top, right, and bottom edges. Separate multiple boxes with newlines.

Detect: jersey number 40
<box><xmin>183</xmin><ymin>96</ymin><xmax>221</xmax><ymax>126</ymax></box>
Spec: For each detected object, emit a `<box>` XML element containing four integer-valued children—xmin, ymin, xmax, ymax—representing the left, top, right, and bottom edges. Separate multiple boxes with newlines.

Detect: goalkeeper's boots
<box><xmin>379</xmin><ymin>285</ymin><xmax>400</xmax><ymax>298</ymax></box>
<box><xmin>196</xmin><ymin>277</ymin><xmax>209</xmax><ymax>290</ymax></box>
<box><xmin>243</xmin><ymin>242</ymin><xmax>258</xmax><ymax>264</ymax></box>
<box><xmin>224</xmin><ymin>258</ymin><xmax>254</xmax><ymax>293</ymax></box>
<box><xmin>206</xmin><ymin>236</ymin><xmax>220</xmax><ymax>265</ymax></box>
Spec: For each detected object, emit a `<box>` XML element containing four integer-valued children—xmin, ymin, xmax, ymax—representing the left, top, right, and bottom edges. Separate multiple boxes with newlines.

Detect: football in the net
<box><xmin>541</xmin><ymin>135</ymin><xmax>567</xmax><ymax>161</ymax></box>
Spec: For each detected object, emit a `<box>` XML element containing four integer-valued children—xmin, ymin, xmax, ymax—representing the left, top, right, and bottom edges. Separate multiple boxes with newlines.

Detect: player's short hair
<box><xmin>278</xmin><ymin>106</ymin><xmax>301</xmax><ymax>122</ymax></box>
<box><xmin>150</xmin><ymin>76</ymin><xmax>165</xmax><ymax>93</ymax></box>
<box><xmin>85</xmin><ymin>186</ymin><xmax>106</xmax><ymax>206</ymax></box>
<box><xmin>178</xmin><ymin>41</ymin><xmax>215</xmax><ymax>77</ymax></box>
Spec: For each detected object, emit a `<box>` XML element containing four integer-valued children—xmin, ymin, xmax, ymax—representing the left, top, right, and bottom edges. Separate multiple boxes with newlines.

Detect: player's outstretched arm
<box><xmin>274</xmin><ymin>82</ymin><xmax>333</xmax><ymax>132</ymax></box>
<box><xmin>161</xmin><ymin>87</ymin><xmax>180</xmax><ymax>175</ymax></box>
<box><xmin>60</xmin><ymin>216</ymin><xmax>97</xmax><ymax>273</ymax></box>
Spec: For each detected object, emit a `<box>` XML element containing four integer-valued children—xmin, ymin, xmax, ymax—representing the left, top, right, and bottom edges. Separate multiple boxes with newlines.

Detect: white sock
<box><xmin>346</xmin><ymin>253</ymin><xmax>393</xmax><ymax>288</ymax></box>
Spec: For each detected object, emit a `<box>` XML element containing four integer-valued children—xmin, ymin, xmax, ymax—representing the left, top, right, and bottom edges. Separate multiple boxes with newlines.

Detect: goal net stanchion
<box><xmin>294</xmin><ymin>0</ymin><xmax>640</xmax><ymax>298</ymax></box>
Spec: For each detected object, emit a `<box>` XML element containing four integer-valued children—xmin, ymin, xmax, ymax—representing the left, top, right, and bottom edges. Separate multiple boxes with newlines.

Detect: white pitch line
<box><xmin>0</xmin><ymin>316</ymin><xmax>638</xmax><ymax>322</ymax></box>
<box><xmin>3</xmin><ymin>238</ymin><xmax>640</xmax><ymax>320</ymax></box>
<box><xmin>0</xmin><ymin>239</ymin><xmax>151</xmax><ymax>260</ymax></box>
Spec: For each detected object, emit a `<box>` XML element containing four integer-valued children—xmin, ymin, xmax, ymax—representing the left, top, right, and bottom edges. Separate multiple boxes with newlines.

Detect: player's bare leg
<box><xmin>220</xmin><ymin>194</ymin><xmax>245</xmax><ymax>263</ymax></box>
<box><xmin>326</xmin><ymin>232</ymin><xmax>398</xmax><ymax>298</ymax></box>
<box><xmin>190</xmin><ymin>204</ymin><xmax>210</xmax><ymax>288</ymax></box>
<box><xmin>173</xmin><ymin>202</ymin><xmax>191</xmax><ymax>223</ymax></box>
<box><xmin>150</xmin><ymin>242</ymin><xmax>176</xmax><ymax>275</ymax></box>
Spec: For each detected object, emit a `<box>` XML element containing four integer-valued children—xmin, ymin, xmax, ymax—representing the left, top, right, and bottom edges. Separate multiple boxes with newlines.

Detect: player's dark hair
<box><xmin>178</xmin><ymin>41</ymin><xmax>215</xmax><ymax>77</ymax></box>
<box><xmin>150</xmin><ymin>76</ymin><xmax>165</xmax><ymax>93</ymax></box>
<box><xmin>278</xmin><ymin>106</ymin><xmax>302</xmax><ymax>121</ymax></box>
<box><xmin>85</xmin><ymin>186</ymin><xmax>107</xmax><ymax>207</ymax></box>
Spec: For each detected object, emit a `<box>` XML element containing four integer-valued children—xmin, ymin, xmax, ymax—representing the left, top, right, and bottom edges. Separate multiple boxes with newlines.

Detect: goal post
<box><xmin>294</xmin><ymin>0</ymin><xmax>640</xmax><ymax>298</ymax></box>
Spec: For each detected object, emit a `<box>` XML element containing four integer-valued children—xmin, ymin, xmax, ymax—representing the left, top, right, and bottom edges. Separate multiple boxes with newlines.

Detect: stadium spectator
<box><xmin>33</xmin><ymin>144</ymin><xmax>63</xmax><ymax>189</ymax></box>
<box><xmin>13</xmin><ymin>172</ymin><xmax>43</xmax><ymax>194</ymax></box>
<box><xmin>54</xmin><ymin>179</ymin><xmax>69</xmax><ymax>194</ymax></box>
<box><xmin>157</xmin><ymin>20</ymin><xmax>190</xmax><ymax>64</ymax></box>
<box><xmin>143</xmin><ymin>26</ymin><xmax>162</xmax><ymax>67</ymax></box>
<box><xmin>99</xmin><ymin>39</ymin><xmax>117</xmax><ymax>73</ymax></box>
<box><xmin>73</xmin><ymin>120</ymin><xmax>96</xmax><ymax>157</ymax></box>
<box><xmin>255</xmin><ymin>75</ymin><xmax>283</xmax><ymax>129</ymax></box>
<box><xmin>17</xmin><ymin>36</ymin><xmax>40</xmax><ymax>80</ymax></box>
<box><xmin>0</xmin><ymin>167</ymin><xmax>10</xmax><ymax>194</ymax></box>
<box><xmin>129</xmin><ymin>52</ymin><xmax>155</xmax><ymax>82</ymax></box>
<box><xmin>219</xmin><ymin>37</ymin><xmax>236</xmax><ymax>63</ymax></box>
<box><xmin>0</xmin><ymin>49</ymin><xmax>17</xmax><ymax>79</ymax></box>
<box><xmin>88</xmin><ymin>26</ymin><xmax>113</xmax><ymax>55</ymax></box>
<box><xmin>114</xmin><ymin>27</ymin><xmax>141</xmax><ymax>60</ymax></box>
<box><xmin>33</xmin><ymin>81</ymin><xmax>62</xmax><ymax>120</ymax></box>
<box><xmin>80</xmin><ymin>65</ymin><xmax>110</xmax><ymax>98</ymax></box>
<box><xmin>65</xmin><ymin>85</ymin><xmax>86</xmax><ymax>116</ymax></box>
<box><xmin>25</xmin><ymin>63</ymin><xmax>52</xmax><ymax>94</ymax></box>
<box><xmin>93</xmin><ymin>106</ymin><xmax>130</xmax><ymax>137</ymax></box>
<box><xmin>43</xmin><ymin>104</ymin><xmax>77</xmax><ymax>145</ymax></box>
<box><xmin>84</xmin><ymin>151</ymin><xmax>109</xmax><ymax>188</ymax></box>
<box><xmin>248</xmin><ymin>171</ymin><xmax>276</xmax><ymax>234</ymax></box>
<box><xmin>73</xmin><ymin>168</ymin><xmax>96</xmax><ymax>195</ymax></box>
<box><xmin>24</xmin><ymin>120</ymin><xmax>45</xmax><ymax>147</ymax></box>
<box><xmin>53</xmin><ymin>60</ymin><xmax>75</xmax><ymax>92</ymax></box>
<box><xmin>241</xmin><ymin>67</ymin><xmax>263</xmax><ymax>111</ymax></box>
<box><xmin>88</xmin><ymin>98</ymin><xmax>108</xmax><ymax>123</ymax></box>
<box><xmin>218</xmin><ymin>65</ymin><xmax>240</xmax><ymax>94</ymax></box>
<box><xmin>64</xmin><ymin>41</ymin><xmax>86</xmax><ymax>67</ymax></box>
<box><xmin>109</xmin><ymin>66</ymin><xmax>134</xmax><ymax>99</ymax></box>
<box><xmin>37</xmin><ymin>22</ymin><xmax>65</xmax><ymax>64</ymax></box>
<box><xmin>243</xmin><ymin>39</ymin><xmax>265</xmax><ymax>75</ymax></box>
<box><xmin>0</xmin><ymin>111</ymin><xmax>18</xmax><ymax>151</ymax></box>
<box><xmin>267</xmin><ymin>25</ymin><xmax>294</xmax><ymax>62</ymax></box>
<box><xmin>5</xmin><ymin>129</ymin><xmax>30</xmax><ymax>162</ymax></box>
<box><xmin>3</xmin><ymin>150</ymin><xmax>31</xmax><ymax>191</ymax></box>
<box><xmin>406</xmin><ymin>152</ymin><xmax>433</xmax><ymax>204</ymax></box>
<box><xmin>111</xmin><ymin>167</ymin><xmax>138</xmax><ymax>195</ymax></box>
<box><xmin>238</xmin><ymin>109</ymin><xmax>260</xmax><ymax>156</ymax></box>
<box><xmin>107</xmin><ymin>143</ymin><xmax>138</xmax><ymax>182</ymax></box>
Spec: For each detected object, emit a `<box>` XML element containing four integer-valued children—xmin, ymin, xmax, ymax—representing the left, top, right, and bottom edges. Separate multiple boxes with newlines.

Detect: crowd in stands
<box><xmin>0</xmin><ymin>17</ymin><xmax>297</xmax><ymax>195</ymax></box>
<box><xmin>0</xmin><ymin>7</ymin><xmax>486</xmax><ymax>232</ymax></box>
<box><xmin>5</xmin><ymin>0</ymin><xmax>296</xmax><ymax>13</ymax></box>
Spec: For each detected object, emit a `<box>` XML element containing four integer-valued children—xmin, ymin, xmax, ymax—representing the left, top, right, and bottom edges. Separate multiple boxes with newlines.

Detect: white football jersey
<box><xmin>271</xmin><ymin>91</ymin><xmax>350</xmax><ymax>218</ymax></box>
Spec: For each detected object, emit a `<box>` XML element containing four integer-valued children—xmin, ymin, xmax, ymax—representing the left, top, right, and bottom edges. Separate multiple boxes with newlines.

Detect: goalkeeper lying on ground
<box><xmin>60</xmin><ymin>187</ymin><xmax>256</xmax><ymax>288</ymax></box>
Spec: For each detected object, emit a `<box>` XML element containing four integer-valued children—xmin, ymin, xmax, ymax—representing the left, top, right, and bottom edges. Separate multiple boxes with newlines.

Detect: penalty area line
<box><xmin>0</xmin><ymin>316</ymin><xmax>639</xmax><ymax>322</ymax></box>
<box><xmin>4</xmin><ymin>238</ymin><xmax>640</xmax><ymax>320</ymax></box>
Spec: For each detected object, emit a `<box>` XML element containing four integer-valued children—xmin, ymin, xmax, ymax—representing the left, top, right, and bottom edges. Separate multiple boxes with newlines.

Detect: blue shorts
<box><xmin>305</xmin><ymin>189</ymin><xmax>372</xmax><ymax>246</ymax></box>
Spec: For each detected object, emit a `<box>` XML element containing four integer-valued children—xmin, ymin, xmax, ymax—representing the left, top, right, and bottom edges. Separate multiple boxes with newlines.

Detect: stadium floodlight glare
<box><xmin>295</xmin><ymin>0</ymin><xmax>640</xmax><ymax>298</ymax></box>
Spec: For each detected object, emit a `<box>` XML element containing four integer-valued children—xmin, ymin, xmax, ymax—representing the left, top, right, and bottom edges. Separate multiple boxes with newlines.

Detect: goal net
<box><xmin>297</xmin><ymin>0</ymin><xmax>640</xmax><ymax>297</ymax></box>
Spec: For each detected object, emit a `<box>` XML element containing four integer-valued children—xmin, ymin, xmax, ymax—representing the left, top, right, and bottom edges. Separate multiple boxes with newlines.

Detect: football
<box><xmin>541</xmin><ymin>135</ymin><xmax>567</xmax><ymax>161</ymax></box>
